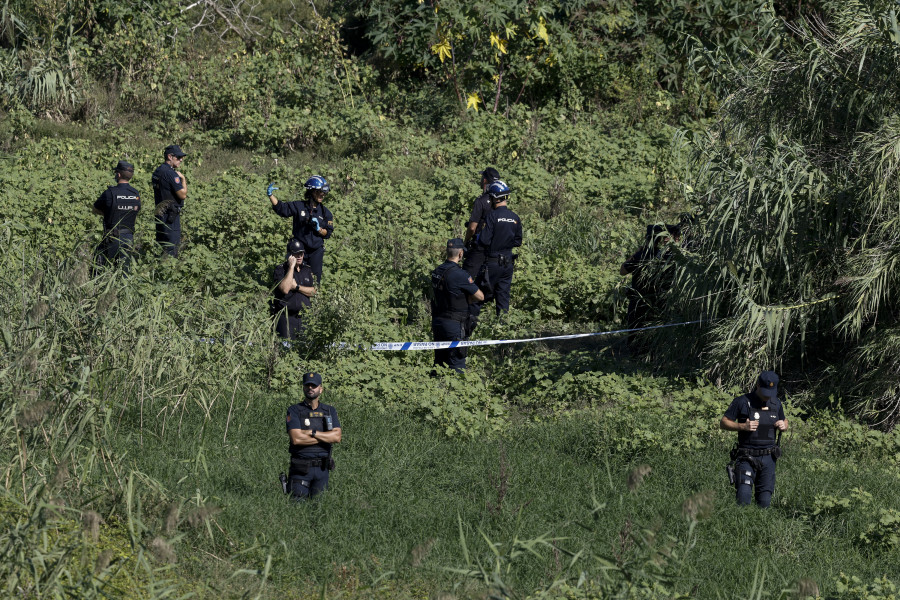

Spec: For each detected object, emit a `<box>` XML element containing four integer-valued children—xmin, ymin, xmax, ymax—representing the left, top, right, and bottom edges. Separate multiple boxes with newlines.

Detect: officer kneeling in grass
<box><xmin>720</xmin><ymin>371</ymin><xmax>789</xmax><ymax>508</ymax></box>
<box><xmin>286</xmin><ymin>373</ymin><xmax>341</xmax><ymax>499</ymax></box>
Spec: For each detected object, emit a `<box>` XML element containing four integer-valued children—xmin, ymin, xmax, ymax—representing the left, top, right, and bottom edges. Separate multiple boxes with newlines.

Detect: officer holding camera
<box><xmin>267</xmin><ymin>176</ymin><xmax>334</xmax><ymax>282</ymax></box>
<box><xmin>470</xmin><ymin>180</ymin><xmax>522</xmax><ymax>323</ymax></box>
<box><xmin>462</xmin><ymin>167</ymin><xmax>501</xmax><ymax>278</ymax></box>
<box><xmin>285</xmin><ymin>372</ymin><xmax>342</xmax><ymax>499</ymax></box>
<box><xmin>720</xmin><ymin>371</ymin><xmax>789</xmax><ymax>508</ymax></box>
<box><xmin>93</xmin><ymin>160</ymin><xmax>141</xmax><ymax>272</ymax></box>
<box><xmin>152</xmin><ymin>144</ymin><xmax>187</xmax><ymax>257</ymax></box>
<box><xmin>431</xmin><ymin>238</ymin><xmax>484</xmax><ymax>372</ymax></box>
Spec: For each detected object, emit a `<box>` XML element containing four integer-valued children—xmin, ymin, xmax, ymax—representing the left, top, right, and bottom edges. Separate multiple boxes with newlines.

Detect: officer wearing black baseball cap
<box><xmin>152</xmin><ymin>144</ymin><xmax>188</xmax><ymax>257</ymax></box>
<box><xmin>720</xmin><ymin>371</ymin><xmax>789</xmax><ymax>508</ymax></box>
<box><xmin>93</xmin><ymin>160</ymin><xmax>141</xmax><ymax>272</ymax></box>
<box><xmin>431</xmin><ymin>238</ymin><xmax>484</xmax><ymax>372</ymax></box>
<box><xmin>463</xmin><ymin>167</ymin><xmax>501</xmax><ymax>278</ymax></box>
<box><xmin>285</xmin><ymin>372</ymin><xmax>342</xmax><ymax>499</ymax></box>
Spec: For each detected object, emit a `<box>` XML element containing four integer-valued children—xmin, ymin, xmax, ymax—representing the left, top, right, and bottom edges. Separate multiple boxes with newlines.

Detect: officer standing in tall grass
<box><xmin>286</xmin><ymin>372</ymin><xmax>342</xmax><ymax>499</ymax></box>
<box><xmin>463</xmin><ymin>167</ymin><xmax>501</xmax><ymax>278</ymax></box>
<box><xmin>152</xmin><ymin>145</ymin><xmax>188</xmax><ymax>258</ymax></box>
<box><xmin>470</xmin><ymin>180</ymin><xmax>523</xmax><ymax>324</ymax></box>
<box><xmin>720</xmin><ymin>371</ymin><xmax>789</xmax><ymax>508</ymax></box>
<box><xmin>93</xmin><ymin>160</ymin><xmax>141</xmax><ymax>272</ymax></box>
<box><xmin>267</xmin><ymin>176</ymin><xmax>334</xmax><ymax>282</ymax></box>
<box><xmin>431</xmin><ymin>238</ymin><xmax>484</xmax><ymax>372</ymax></box>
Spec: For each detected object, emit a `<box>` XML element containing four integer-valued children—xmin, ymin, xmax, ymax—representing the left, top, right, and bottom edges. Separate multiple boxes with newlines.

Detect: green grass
<box><xmin>108</xmin><ymin>386</ymin><xmax>900</xmax><ymax>599</ymax></box>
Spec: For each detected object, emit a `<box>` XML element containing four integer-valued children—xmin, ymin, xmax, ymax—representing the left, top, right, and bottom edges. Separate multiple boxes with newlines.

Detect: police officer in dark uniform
<box><xmin>286</xmin><ymin>372</ymin><xmax>342</xmax><ymax>499</ymax></box>
<box><xmin>152</xmin><ymin>145</ymin><xmax>188</xmax><ymax>257</ymax></box>
<box><xmin>431</xmin><ymin>238</ymin><xmax>485</xmax><ymax>372</ymax></box>
<box><xmin>272</xmin><ymin>239</ymin><xmax>317</xmax><ymax>340</ymax></box>
<box><xmin>619</xmin><ymin>223</ymin><xmax>680</xmax><ymax>345</ymax></box>
<box><xmin>720</xmin><ymin>371</ymin><xmax>789</xmax><ymax>508</ymax></box>
<box><xmin>93</xmin><ymin>161</ymin><xmax>141</xmax><ymax>272</ymax></box>
<box><xmin>462</xmin><ymin>167</ymin><xmax>501</xmax><ymax>278</ymax></box>
<box><xmin>267</xmin><ymin>176</ymin><xmax>334</xmax><ymax>282</ymax></box>
<box><xmin>471</xmin><ymin>180</ymin><xmax>523</xmax><ymax>321</ymax></box>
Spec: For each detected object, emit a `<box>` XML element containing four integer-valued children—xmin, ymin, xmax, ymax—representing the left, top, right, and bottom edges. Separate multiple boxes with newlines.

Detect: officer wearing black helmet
<box><xmin>267</xmin><ymin>176</ymin><xmax>334</xmax><ymax>282</ymax></box>
<box><xmin>463</xmin><ymin>167</ymin><xmax>500</xmax><ymax>278</ymax></box>
<box><xmin>152</xmin><ymin>144</ymin><xmax>188</xmax><ymax>257</ymax></box>
<box><xmin>471</xmin><ymin>180</ymin><xmax>523</xmax><ymax>322</ymax></box>
<box><xmin>720</xmin><ymin>371</ymin><xmax>789</xmax><ymax>508</ymax></box>
<box><xmin>93</xmin><ymin>160</ymin><xmax>141</xmax><ymax>272</ymax></box>
<box><xmin>286</xmin><ymin>372</ymin><xmax>342</xmax><ymax>499</ymax></box>
<box><xmin>431</xmin><ymin>238</ymin><xmax>484</xmax><ymax>372</ymax></box>
<box><xmin>272</xmin><ymin>239</ymin><xmax>317</xmax><ymax>340</ymax></box>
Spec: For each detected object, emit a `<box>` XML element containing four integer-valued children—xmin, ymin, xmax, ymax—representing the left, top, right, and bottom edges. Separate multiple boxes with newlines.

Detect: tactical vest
<box><xmin>431</xmin><ymin>262</ymin><xmax>469</xmax><ymax>320</ymax></box>
<box><xmin>738</xmin><ymin>395</ymin><xmax>781</xmax><ymax>448</ymax></box>
<box><xmin>291</xmin><ymin>402</ymin><xmax>334</xmax><ymax>457</ymax></box>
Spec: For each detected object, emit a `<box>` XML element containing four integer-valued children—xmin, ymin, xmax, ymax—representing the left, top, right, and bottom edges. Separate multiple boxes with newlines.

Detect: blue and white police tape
<box><xmin>338</xmin><ymin>319</ymin><xmax>706</xmax><ymax>352</ymax></box>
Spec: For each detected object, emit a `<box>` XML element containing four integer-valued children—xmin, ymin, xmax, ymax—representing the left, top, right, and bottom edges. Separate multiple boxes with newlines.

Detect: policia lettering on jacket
<box><xmin>93</xmin><ymin>160</ymin><xmax>141</xmax><ymax>272</ymax></box>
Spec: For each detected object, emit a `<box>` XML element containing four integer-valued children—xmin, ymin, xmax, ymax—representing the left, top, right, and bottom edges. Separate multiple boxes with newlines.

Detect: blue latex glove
<box><xmin>311</xmin><ymin>217</ymin><xmax>321</xmax><ymax>229</ymax></box>
<box><xmin>266</xmin><ymin>183</ymin><xmax>279</xmax><ymax>196</ymax></box>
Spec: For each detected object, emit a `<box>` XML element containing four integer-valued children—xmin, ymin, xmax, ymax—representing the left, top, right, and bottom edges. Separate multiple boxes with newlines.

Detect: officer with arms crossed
<box><xmin>286</xmin><ymin>372</ymin><xmax>342</xmax><ymax>499</ymax></box>
<box><xmin>267</xmin><ymin>176</ymin><xmax>334</xmax><ymax>282</ymax></box>
<box><xmin>432</xmin><ymin>238</ymin><xmax>484</xmax><ymax>372</ymax></box>
<box><xmin>470</xmin><ymin>180</ymin><xmax>523</xmax><ymax>323</ymax></box>
<box><xmin>462</xmin><ymin>167</ymin><xmax>501</xmax><ymax>278</ymax></box>
<box><xmin>152</xmin><ymin>145</ymin><xmax>188</xmax><ymax>257</ymax></box>
<box><xmin>93</xmin><ymin>160</ymin><xmax>141</xmax><ymax>272</ymax></box>
<box><xmin>272</xmin><ymin>239</ymin><xmax>317</xmax><ymax>340</ymax></box>
<box><xmin>720</xmin><ymin>370</ymin><xmax>789</xmax><ymax>508</ymax></box>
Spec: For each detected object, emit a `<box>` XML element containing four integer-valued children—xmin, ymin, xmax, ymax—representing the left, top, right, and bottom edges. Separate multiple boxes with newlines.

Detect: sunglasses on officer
<box><xmin>291</xmin><ymin>251</ymin><xmax>305</xmax><ymax>257</ymax></box>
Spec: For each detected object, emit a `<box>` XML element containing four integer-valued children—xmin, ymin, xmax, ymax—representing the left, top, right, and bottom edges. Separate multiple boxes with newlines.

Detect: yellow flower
<box><xmin>466</xmin><ymin>92</ymin><xmax>481</xmax><ymax>112</ymax></box>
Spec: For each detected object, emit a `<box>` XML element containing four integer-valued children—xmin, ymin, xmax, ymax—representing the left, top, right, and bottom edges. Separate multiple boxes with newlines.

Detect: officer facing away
<box><xmin>267</xmin><ymin>176</ymin><xmax>334</xmax><ymax>282</ymax></box>
<box><xmin>93</xmin><ymin>161</ymin><xmax>141</xmax><ymax>272</ymax></box>
<box><xmin>431</xmin><ymin>238</ymin><xmax>484</xmax><ymax>372</ymax></box>
<box><xmin>470</xmin><ymin>180</ymin><xmax>523</xmax><ymax>322</ymax></box>
<box><xmin>152</xmin><ymin>145</ymin><xmax>188</xmax><ymax>257</ymax></box>
<box><xmin>720</xmin><ymin>371</ymin><xmax>789</xmax><ymax>508</ymax></box>
<box><xmin>272</xmin><ymin>239</ymin><xmax>317</xmax><ymax>340</ymax></box>
<box><xmin>462</xmin><ymin>167</ymin><xmax>501</xmax><ymax>278</ymax></box>
<box><xmin>286</xmin><ymin>372</ymin><xmax>342</xmax><ymax>499</ymax></box>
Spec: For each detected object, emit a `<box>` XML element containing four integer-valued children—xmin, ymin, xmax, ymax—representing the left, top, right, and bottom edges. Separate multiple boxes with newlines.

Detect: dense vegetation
<box><xmin>1</xmin><ymin>0</ymin><xmax>899</xmax><ymax>597</ymax></box>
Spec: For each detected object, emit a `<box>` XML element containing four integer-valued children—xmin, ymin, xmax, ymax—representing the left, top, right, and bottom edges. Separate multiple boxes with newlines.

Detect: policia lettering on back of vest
<box><xmin>431</xmin><ymin>238</ymin><xmax>484</xmax><ymax>373</ymax></box>
<box><xmin>720</xmin><ymin>371</ymin><xmax>789</xmax><ymax>508</ymax></box>
<box><xmin>284</xmin><ymin>372</ymin><xmax>342</xmax><ymax>500</ymax></box>
<box><xmin>93</xmin><ymin>160</ymin><xmax>141</xmax><ymax>272</ymax></box>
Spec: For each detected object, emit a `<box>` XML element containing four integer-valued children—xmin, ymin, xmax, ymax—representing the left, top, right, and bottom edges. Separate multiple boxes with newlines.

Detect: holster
<box><xmin>726</xmin><ymin>464</ymin><xmax>736</xmax><ymax>487</ymax></box>
<box><xmin>464</xmin><ymin>313</ymin><xmax>478</xmax><ymax>337</ymax></box>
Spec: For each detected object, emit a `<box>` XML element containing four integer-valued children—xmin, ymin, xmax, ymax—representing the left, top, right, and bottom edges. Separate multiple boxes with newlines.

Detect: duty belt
<box><xmin>291</xmin><ymin>456</ymin><xmax>329</xmax><ymax>469</ymax></box>
<box><xmin>735</xmin><ymin>446</ymin><xmax>777</xmax><ymax>457</ymax></box>
<box><xmin>437</xmin><ymin>310</ymin><xmax>469</xmax><ymax>322</ymax></box>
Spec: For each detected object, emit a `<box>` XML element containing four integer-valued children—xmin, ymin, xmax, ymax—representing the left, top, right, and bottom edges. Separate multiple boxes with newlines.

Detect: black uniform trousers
<box><xmin>735</xmin><ymin>453</ymin><xmax>777</xmax><ymax>508</ymax></box>
<box><xmin>432</xmin><ymin>317</ymin><xmax>468</xmax><ymax>372</ymax></box>
<box><xmin>462</xmin><ymin>246</ymin><xmax>486</xmax><ymax>279</ymax></box>
<box><xmin>156</xmin><ymin>212</ymin><xmax>181</xmax><ymax>257</ymax></box>
<box><xmin>289</xmin><ymin>461</ymin><xmax>330</xmax><ymax>499</ymax></box>
<box><xmin>275</xmin><ymin>311</ymin><xmax>304</xmax><ymax>340</ymax></box>
<box><xmin>472</xmin><ymin>258</ymin><xmax>514</xmax><ymax>318</ymax></box>
<box><xmin>305</xmin><ymin>245</ymin><xmax>324</xmax><ymax>282</ymax></box>
<box><xmin>96</xmin><ymin>229</ymin><xmax>135</xmax><ymax>272</ymax></box>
